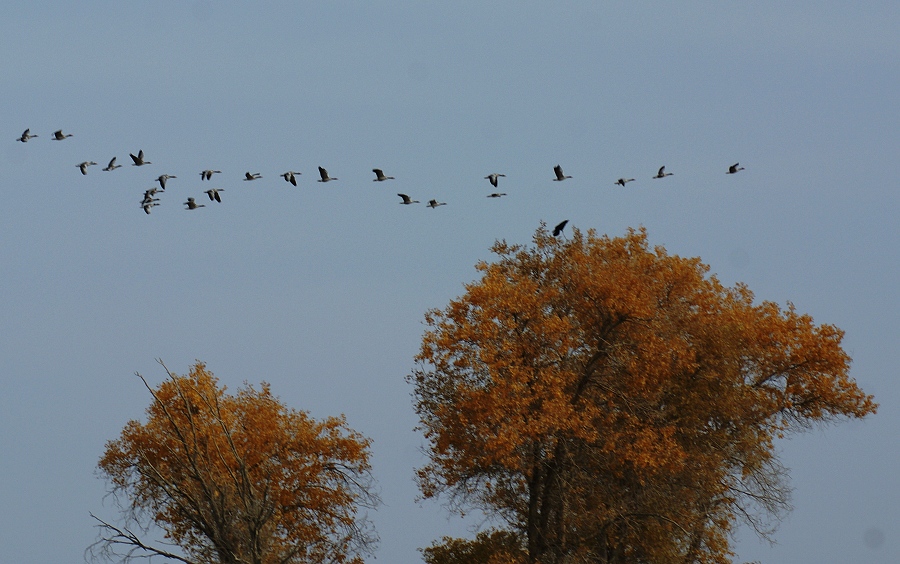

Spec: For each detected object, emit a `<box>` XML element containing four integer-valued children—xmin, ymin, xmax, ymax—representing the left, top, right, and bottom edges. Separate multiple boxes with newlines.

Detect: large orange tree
<box><xmin>92</xmin><ymin>362</ymin><xmax>378</xmax><ymax>564</ymax></box>
<box><xmin>410</xmin><ymin>226</ymin><xmax>876</xmax><ymax>564</ymax></box>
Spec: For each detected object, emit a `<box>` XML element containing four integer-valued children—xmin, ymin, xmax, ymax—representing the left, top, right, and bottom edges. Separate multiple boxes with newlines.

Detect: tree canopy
<box><xmin>410</xmin><ymin>226</ymin><xmax>876</xmax><ymax>564</ymax></box>
<box><xmin>93</xmin><ymin>362</ymin><xmax>378</xmax><ymax>564</ymax></box>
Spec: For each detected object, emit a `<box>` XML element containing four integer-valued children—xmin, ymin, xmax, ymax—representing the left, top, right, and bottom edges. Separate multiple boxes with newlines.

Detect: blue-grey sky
<box><xmin>1</xmin><ymin>2</ymin><xmax>897</xmax><ymax>562</ymax></box>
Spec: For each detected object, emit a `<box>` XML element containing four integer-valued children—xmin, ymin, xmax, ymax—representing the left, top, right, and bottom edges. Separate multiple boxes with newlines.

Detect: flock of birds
<box><xmin>15</xmin><ymin>128</ymin><xmax>746</xmax><ymax>235</ymax></box>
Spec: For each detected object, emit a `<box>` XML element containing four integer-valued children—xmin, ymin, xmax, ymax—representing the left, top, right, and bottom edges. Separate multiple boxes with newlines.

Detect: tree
<box><xmin>91</xmin><ymin>361</ymin><xmax>378</xmax><ymax>564</ymax></box>
<box><xmin>409</xmin><ymin>226</ymin><xmax>876</xmax><ymax>564</ymax></box>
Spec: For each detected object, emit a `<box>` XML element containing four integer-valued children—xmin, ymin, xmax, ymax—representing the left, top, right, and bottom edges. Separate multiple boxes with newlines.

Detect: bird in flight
<box><xmin>281</xmin><ymin>171</ymin><xmax>300</xmax><ymax>186</ymax></box>
<box><xmin>184</xmin><ymin>197</ymin><xmax>205</xmax><ymax>210</ymax></box>
<box><xmin>553</xmin><ymin>220</ymin><xmax>569</xmax><ymax>237</ymax></box>
<box><xmin>427</xmin><ymin>199</ymin><xmax>447</xmax><ymax>208</ymax></box>
<box><xmin>653</xmin><ymin>166</ymin><xmax>673</xmax><ymax>179</ymax></box>
<box><xmin>397</xmin><ymin>193</ymin><xmax>419</xmax><ymax>205</ymax></box>
<box><xmin>142</xmin><ymin>201</ymin><xmax>160</xmax><ymax>215</ymax></box>
<box><xmin>103</xmin><ymin>157</ymin><xmax>121</xmax><ymax>171</ymax></box>
<box><xmin>615</xmin><ymin>178</ymin><xmax>635</xmax><ymax>187</ymax></box>
<box><xmin>130</xmin><ymin>150</ymin><xmax>151</xmax><ymax>166</ymax></box>
<box><xmin>485</xmin><ymin>173</ymin><xmax>506</xmax><ymax>188</ymax></box>
<box><xmin>487</xmin><ymin>192</ymin><xmax>507</xmax><ymax>198</ymax></box>
<box><xmin>553</xmin><ymin>165</ymin><xmax>572</xmax><ymax>181</ymax></box>
<box><xmin>244</xmin><ymin>172</ymin><xmax>262</xmax><ymax>181</ymax></box>
<box><xmin>727</xmin><ymin>163</ymin><xmax>745</xmax><ymax>174</ymax></box>
<box><xmin>318</xmin><ymin>167</ymin><xmax>337</xmax><ymax>182</ymax></box>
<box><xmin>156</xmin><ymin>174</ymin><xmax>176</xmax><ymax>190</ymax></box>
<box><xmin>17</xmin><ymin>129</ymin><xmax>37</xmax><ymax>142</ymax></box>
<box><xmin>200</xmin><ymin>169</ymin><xmax>221</xmax><ymax>181</ymax></box>
<box><xmin>52</xmin><ymin>129</ymin><xmax>73</xmax><ymax>140</ymax></box>
<box><xmin>372</xmin><ymin>168</ymin><xmax>395</xmax><ymax>181</ymax></box>
<box><xmin>204</xmin><ymin>188</ymin><xmax>224</xmax><ymax>203</ymax></box>
<box><xmin>77</xmin><ymin>161</ymin><xmax>97</xmax><ymax>175</ymax></box>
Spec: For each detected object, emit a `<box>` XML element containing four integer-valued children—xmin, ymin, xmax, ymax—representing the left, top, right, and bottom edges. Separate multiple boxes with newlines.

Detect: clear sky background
<box><xmin>1</xmin><ymin>2</ymin><xmax>897</xmax><ymax>563</ymax></box>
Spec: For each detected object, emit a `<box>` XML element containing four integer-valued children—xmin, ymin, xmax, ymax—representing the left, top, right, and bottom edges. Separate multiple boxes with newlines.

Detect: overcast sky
<box><xmin>1</xmin><ymin>2</ymin><xmax>897</xmax><ymax>563</ymax></box>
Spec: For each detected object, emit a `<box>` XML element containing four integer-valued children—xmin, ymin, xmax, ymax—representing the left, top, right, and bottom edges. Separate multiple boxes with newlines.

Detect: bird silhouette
<box><xmin>397</xmin><ymin>193</ymin><xmax>419</xmax><ymax>204</ymax></box>
<box><xmin>102</xmin><ymin>157</ymin><xmax>121</xmax><ymax>171</ymax></box>
<box><xmin>281</xmin><ymin>171</ymin><xmax>300</xmax><ymax>186</ymax></box>
<box><xmin>615</xmin><ymin>178</ymin><xmax>635</xmax><ymax>187</ymax></box>
<box><xmin>156</xmin><ymin>174</ymin><xmax>176</xmax><ymax>190</ymax></box>
<box><xmin>200</xmin><ymin>169</ymin><xmax>222</xmax><ymax>181</ymax></box>
<box><xmin>372</xmin><ymin>168</ymin><xmax>395</xmax><ymax>181</ymax></box>
<box><xmin>487</xmin><ymin>193</ymin><xmax>507</xmax><ymax>198</ymax></box>
<box><xmin>727</xmin><ymin>163</ymin><xmax>745</xmax><ymax>174</ymax></box>
<box><xmin>553</xmin><ymin>220</ymin><xmax>569</xmax><ymax>236</ymax></box>
<box><xmin>485</xmin><ymin>173</ymin><xmax>506</xmax><ymax>187</ymax></box>
<box><xmin>184</xmin><ymin>197</ymin><xmax>205</xmax><ymax>210</ymax></box>
<box><xmin>427</xmin><ymin>199</ymin><xmax>447</xmax><ymax>208</ymax></box>
<box><xmin>553</xmin><ymin>165</ymin><xmax>572</xmax><ymax>181</ymax></box>
<box><xmin>318</xmin><ymin>167</ymin><xmax>337</xmax><ymax>182</ymax></box>
<box><xmin>204</xmin><ymin>188</ymin><xmax>224</xmax><ymax>202</ymax></box>
<box><xmin>653</xmin><ymin>166</ymin><xmax>673</xmax><ymax>179</ymax></box>
<box><xmin>17</xmin><ymin>129</ymin><xmax>37</xmax><ymax>142</ymax></box>
<box><xmin>244</xmin><ymin>172</ymin><xmax>262</xmax><ymax>181</ymax></box>
<box><xmin>130</xmin><ymin>150</ymin><xmax>151</xmax><ymax>166</ymax></box>
<box><xmin>52</xmin><ymin>129</ymin><xmax>73</xmax><ymax>140</ymax></box>
<box><xmin>77</xmin><ymin>161</ymin><xmax>97</xmax><ymax>175</ymax></box>
<box><xmin>142</xmin><ymin>201</ymin><xmax>160</xmax><ymax>215</ymax></box>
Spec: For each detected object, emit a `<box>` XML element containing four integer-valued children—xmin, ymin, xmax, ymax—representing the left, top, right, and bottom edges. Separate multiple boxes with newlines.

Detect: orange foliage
<box><xmin>410</xmin><ymin>226</ymin><xmax>875</xmax><ymax>564</ymax></box>
<box><xmin>97</xmin><ymin>362</ymin><xmax>377</xmax><ymax>564</ymax></box>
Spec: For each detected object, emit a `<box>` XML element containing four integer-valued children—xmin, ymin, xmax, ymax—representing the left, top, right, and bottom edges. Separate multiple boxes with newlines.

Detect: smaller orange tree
<box><xmin>91</xmin><ymin>361</ymin><xmax>378</xmax><ymax>564</ymax></box>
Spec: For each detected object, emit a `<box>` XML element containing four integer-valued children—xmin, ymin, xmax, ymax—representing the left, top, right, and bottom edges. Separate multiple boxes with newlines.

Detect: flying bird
<box><xmin>52</xmin><ymin>129</ymin><xmax>73</xmax><ymax>140</ymax></box>
<box><xmin>615</xmin><ymin>178</ymin><xmax>635</xmax><ymax>187</ymax></box>
<box><xmin>553</xmin><ymin>220</ymin><xmax>569</xmax><ymax>237</ymax></box>
<box><xmin>372</xmin><ymin>168</ymin><xmax>395</xmax><ymax>181</ymax></box>
<box><xmin>553</xmin><ymin>165</ymin><xmax>572</xmax><ymax>181</ymax></box>
<box><xmin>487</xmin><ymin>193</ymin><xmax>507</xmax><ymax>198</ymax></box>
<box><xmin>184</xmin><ymin>197</ymin><xmax>205</xmax><ymax>210</ymax></box>
<box><xmin>143</xmin><ymin>187</ymin><xmax>161</xmax><ymax>198</ymax></box>
<box><xmin>77</xmin><ymin>161</ymin><xmax>97</xmax><ymax>175</ymax></box>
<box><xmin>727</xmin><ymin>163</ymin><xmax>745</xmax><ymax>174</ymax></box>
<box><xmin>397</xmin><ymin>193</ymin><xmax>419</xmax><ymax>205</ymax></box>
<box><xmin>130</xmin><ymin>150</ymin><xmax>151</xmax><ymax>166</ymax></box>
<box><xmin>142</xmin><ymin>201</ymin><xmax>160</xmax><ymax>215</ymax></box>
<box><xmin>484</xmin><ymin>173</ymin><xmax>506</xmax><ymax>187</ymax></box>
<box><xmin>317</xmin><ymin>167</ymin><xmax>337</xmax><ymax>182</ymax></box>
<box><xmin>16</xmin><ymin>129</ymin><xmax>37</xmax><ymax>142</ymax></box>
<box><xmin>204</xmin><ymin>188</ymin><xmax>224</xmax><ymax>202</ymax></box>
<box><xmin>102</xmin><ymin>157</ymin><xmax>121</xmax><ymax>171</ymax></box>
<box><xmin>156</xmin><ymin>174</ymin><xmax>176</xmax><ymax>190</ymax></box>
<box><xmin>281</xmin><ymin>171</ymin><xmax>300</xmax><ymax>186</ymax></box>
<box><xmin>200</xmin><ymin>169</ymin><xmax>222</xmax><ymax>181</ymax></box>
<box><xmin>653</xmin><ymin>166</ymin><xmax>673</xmax><ymax>179</ymax></box>
<box><xmin>427</xmin><ymin>199</ymin><xmax>447</xmax><ymax>208</ymax></box>
<box><xmin>244</xmin><ymin>172</ymin><xmax>262</xmax><ymax>181</ymax></box>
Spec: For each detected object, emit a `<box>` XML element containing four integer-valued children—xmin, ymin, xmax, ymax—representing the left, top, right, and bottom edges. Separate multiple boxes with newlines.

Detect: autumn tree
<box><xmin>409</xmin><ymin>226</ymin><xmax>876</xmax><ymax>564</ymax></box>
<box><xmin>91</xmin><ymin>361</ymin><xmax>378</xmax><ymax>564</ymax></box>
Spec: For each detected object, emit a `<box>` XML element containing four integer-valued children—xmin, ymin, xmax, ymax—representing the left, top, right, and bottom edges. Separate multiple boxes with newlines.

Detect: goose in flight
<box><xmin>184</xmin><ymin>197</ymin><xmax>205</xmax><ymax>210</ymax></box>
<box><xmin>372</xmin><ymin>168</ymin><xmax>395</xmax><ymax>181</ymax></box>
<box><xmin>102</xmin><ymin>157</ymin><xmax>121</xmax><ymax>171</ymax></box>
<box><xmin>397</xmin><ymin>193</ymin><xmax>419</xmax><ymax>205</ymax></box>
<box><xmin>615</xmin><ymin>178</ymin><xmax>635</xmax><ymax>187</ymax></box>
<box><xmin>200</xmin><ymin>169</ymin><xmax>222</xmax><ymax>181</ymax></box>
<box><xmin>77</xmin><ymin>161</ymin><xmax>98</xmax><ymax>175</ymax></box>
<box><xmin>484</xmin><ymin>173</ymin><xmax>506</xmax><ymax>187</ymax></box>
<box><xmin>16</xmin><ymin>129</ymin><xmax>37</xmax><ymax>142</ymax></box>
<box><xmin>317</xmin><ymin>167</ymin><xmax>337</xmax><ymax>182</ymax></box>
<box><xmin>281</xmin><ymin>171</ymin><xmax>300</xmax><ymax>186</ymax></box>
<box><xmin>727</xmin><ymin>163</ymin><xmax>745</xmax><ymax>174</ymax></box>
<box><xmin>143</xmin><ymin>187</ymin><xmax>161</xmax><ymax>198</ymax></box>
<box><xmin>141</xmin><ymin>195</ymin><xmax>160</xmax><ymax>206</ymax></box>
<box><xmin>204</xmin><ymin>188</ymin><xmax>224</xmax><ymax>202</ymax></box>
<box><xmin>487</xmin><ymin>192</ymin><xmax>507</xmax><ymax>198</ymax></box>
<box><xmin>130</xmin><ymin>150</ymin><xmax>151</xmax><ymax>166</ymax></box>
<box><xmin>156</xmin><ymin>174</ymin><xmax>176</xmax><ymax>190</ymax></box>
<box><xmin>653</xmin><ymin>166</ymin><xmax>673</xmax><ymax>179</ymax></box>
<box><xmin>142</xmin><ymin>201</ymin><xmax>160</xmax><ymax>215</ymax></box>
<box><xmin>52</xmin><ymin>129</ymin><xmax>73</xmax><ymax>140</ymax></box>
<box><xmin>553</xmin><ymin>165</ymin><xmax>572</xmax><ymax>181</ymax></box>
<box><xmin>427</xmin><ymin>199</ymin><xmax>447</xmax><ymax>208</ymax></box>
<box><xmin>553</xmin><ymin>220</ymin><xmax>569</xmax><ymax>237</ymax></box>
<box><xmin>244</xmin><ymin>172</ymin><xmax>262</xmax><ymax>181</ymax></box>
